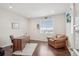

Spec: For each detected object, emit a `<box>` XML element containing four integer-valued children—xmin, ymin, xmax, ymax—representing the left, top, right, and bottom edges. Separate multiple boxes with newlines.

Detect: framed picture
<box><xmin>12</xmin><ymin>23</ymin><xmax>19</xmax><ymax>29</ymax></box>
<box><xmin>37</xmin><ymin>24</ymin><xmax>40</xmax><ymax>29</ymax></box>
<box><xmin>65</xmin><ymin>8</ymin><xmax>72</xmax><ymax>23</ymax></box>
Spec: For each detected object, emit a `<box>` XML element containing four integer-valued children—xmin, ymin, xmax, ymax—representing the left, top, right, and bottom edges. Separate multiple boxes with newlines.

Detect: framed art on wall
<box><xmin>37</xmin><ymin>24</ymin><xmax>40</xmax><ymax>29</ymax></box>
<box><xmin>12</xmin><ymin>23</ymin><xmax>19</xmax><ymax>29</ymax></box>
<box><xmin>65</xmin><ymin>8</ymin><xmax>72</xmax><ymax>23</ymax></box>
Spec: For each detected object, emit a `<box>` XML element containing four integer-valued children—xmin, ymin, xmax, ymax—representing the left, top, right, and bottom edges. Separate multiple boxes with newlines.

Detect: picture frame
<box><xmin>37</xmin><ymin>24</ymin><xmax>40</xmax><ymax>29</ymax></box>
<box><xmin>12</xmin><ymin>23</ymin><xmax>19</xmax><ymax>29</ymax></box>
<box><xmin>65</xmin><ymin>8</ymin><xmax>72</xmax><ymax>23</ymax></box>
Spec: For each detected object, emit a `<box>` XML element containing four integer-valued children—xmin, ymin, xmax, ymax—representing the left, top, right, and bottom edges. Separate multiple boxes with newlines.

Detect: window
<box><xmin>40</xmin><ymin>18</ymin><xmax>53</xmax><ymax>34</ymax></box>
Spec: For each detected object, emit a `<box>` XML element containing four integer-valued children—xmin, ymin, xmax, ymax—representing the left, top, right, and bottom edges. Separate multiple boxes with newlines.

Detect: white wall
<box><xmin>66</xmin><ymin>23</ymin><xmax>74</xmax><ymax>48</ymax></box>
<box><xmin>74</xmin><ymin>4</ymin><xmax>79</xmax><ymax>49</ymax></box>
<box><xmin>0</xmin><ymin>9</ymin><xmax>28</xmax><ymax>47</ymax></box>
<box><xmin>66</xmin><ymin>4</ymin><xmax>75</xmax><ymax>48</ymax></box>
<box><xmin>28</xmin><ymin>14</ymin><xmax>66</xmax><ymax>42</ymax></box>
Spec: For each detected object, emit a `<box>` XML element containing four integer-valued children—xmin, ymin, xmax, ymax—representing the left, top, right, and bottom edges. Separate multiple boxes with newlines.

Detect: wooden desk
<box><xmin>13</xmin><ymin>36</ymin><xmax>30</xmax><ymax>52</ymax></box>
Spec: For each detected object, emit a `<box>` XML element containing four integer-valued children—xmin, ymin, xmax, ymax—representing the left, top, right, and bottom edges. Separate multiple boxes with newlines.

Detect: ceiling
<box><xmin>0</xmin><ymin>3</ymin><xmax>70</xmax><ymax>18</ymax></box>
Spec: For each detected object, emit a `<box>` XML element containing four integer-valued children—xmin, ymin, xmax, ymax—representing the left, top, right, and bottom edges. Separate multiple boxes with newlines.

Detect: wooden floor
<box><xmin>32</xmin><ymin>43</ymin><xmax>71</xmax><ymax>56</ymax></box>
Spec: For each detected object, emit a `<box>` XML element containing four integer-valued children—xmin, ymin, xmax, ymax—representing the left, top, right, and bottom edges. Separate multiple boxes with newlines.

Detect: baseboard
<box><xmin>30</xmin><ymin>40</ymin><xmax>48</xmax><ymax>43</ymax></box>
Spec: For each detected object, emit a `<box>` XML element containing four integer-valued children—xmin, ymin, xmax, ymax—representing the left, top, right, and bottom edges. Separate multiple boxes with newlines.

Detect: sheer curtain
<box><xmin>40</xmin><ymin>17</ymin><xmax>53</xmax><ymax>33</ymax></box>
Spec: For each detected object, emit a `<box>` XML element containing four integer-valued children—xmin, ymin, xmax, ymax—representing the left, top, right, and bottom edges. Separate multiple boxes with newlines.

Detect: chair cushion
<box><xmin>49</xmin><ymin>39</ymin><xmax>55</xmax><ymax>41</ymax></box>
<box><xmin>56</xmin><ymin>34</ymin><xmax>65</xmax><ymax>38</ymax></box>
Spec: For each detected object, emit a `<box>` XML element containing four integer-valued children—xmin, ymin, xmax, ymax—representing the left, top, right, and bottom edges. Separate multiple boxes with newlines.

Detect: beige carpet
<box><xmin>13</xmin><ymin>43</ymin><xmax>38</xmax><ymax>56</ymax></box>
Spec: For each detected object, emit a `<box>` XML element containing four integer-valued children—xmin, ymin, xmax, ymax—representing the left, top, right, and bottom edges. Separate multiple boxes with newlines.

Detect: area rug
<box><xmin>13</xmin><ymin>43</ymin><xmax>38</xmax><ymax>56</ymax></box>
<box><xmin>68</xmin><ymin>47</ymin><xmax>78</xmax><ymax>56</ymax></box>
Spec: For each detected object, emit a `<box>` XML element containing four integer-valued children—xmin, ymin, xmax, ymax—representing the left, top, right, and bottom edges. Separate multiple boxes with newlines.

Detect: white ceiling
<box><xmin>0</xmin><ymin>3</ymin><xmax>70</xmax><ymax>18</ymax></box>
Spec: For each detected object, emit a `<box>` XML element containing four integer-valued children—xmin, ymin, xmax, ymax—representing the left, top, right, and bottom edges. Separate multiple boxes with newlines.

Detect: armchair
<box><xmin>48</xmin><ymin>35</ymin><xmax>68</xmax><ymax>48</ymax></box>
